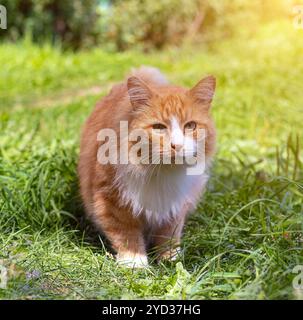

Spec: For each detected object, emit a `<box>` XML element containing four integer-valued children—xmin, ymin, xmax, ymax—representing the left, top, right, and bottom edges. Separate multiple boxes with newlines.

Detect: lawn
<box><xmin>0</xmin><ymin>20</ymin><xmax>302</xmax><ymax>299</ymax></box>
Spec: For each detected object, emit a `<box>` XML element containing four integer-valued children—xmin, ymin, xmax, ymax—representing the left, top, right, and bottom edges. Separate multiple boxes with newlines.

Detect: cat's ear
<box><xmin>189</xmin><ymin>75</ymin><xmax>216</xmax><ymax>108</ymax></box>
<box><xmin>127</xmin><ymin>76</ymin><xmax>153</xmax><ymax>109</ymax></box>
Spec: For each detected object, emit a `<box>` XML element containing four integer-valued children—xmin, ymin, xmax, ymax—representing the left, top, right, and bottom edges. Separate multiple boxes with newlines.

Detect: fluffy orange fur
<box><xmin>78</xmin><ymin>67</ymin><xmax>216</xmax><ymax>267</ymax></box>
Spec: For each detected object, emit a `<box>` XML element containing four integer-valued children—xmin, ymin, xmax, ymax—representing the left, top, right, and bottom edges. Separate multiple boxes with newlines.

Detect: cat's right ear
<box><xmin>127</xmin><ymin>77</ymin><xmax>153</xmax><ymax>109</ymax></box>
<box><xmin>189</xmin><ymin>75</ymin><xmax>216</xmax><ymax>108</ymax></box>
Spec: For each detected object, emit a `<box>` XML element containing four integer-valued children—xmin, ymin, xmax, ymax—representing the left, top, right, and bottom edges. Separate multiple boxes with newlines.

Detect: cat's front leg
<box><xmin>104</xmin><ymin>221</ymin><xmax>148</xmax><ymax>268</ymax></box>
<box><xmin>151</xmin><ymin>216</ymin><xmax>185</xmax><ymax>262</ymax></box>
<box><xmin>93</xmin><ymin>193</ymin><xmax>148</xmax><ymax>268</ymax></box>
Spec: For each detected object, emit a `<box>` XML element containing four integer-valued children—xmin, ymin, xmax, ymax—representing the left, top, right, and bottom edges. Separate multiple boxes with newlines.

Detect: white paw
<box><xmin>170</xmin><ymin>247</ymin><xmax>182</xmax><ymax>261</ymax></box>
<box><xmin>116</xmin><ymin>252</ymin><xmax>148</xmax><ymax>268</ymax></box>
<box><xmin>159</xmin><ymin>247</ymin><xmax>181</xmax><ymax>262</ymax></box>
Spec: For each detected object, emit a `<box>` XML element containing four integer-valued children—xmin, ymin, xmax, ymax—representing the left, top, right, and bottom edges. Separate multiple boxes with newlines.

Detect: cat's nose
<box><xmin>171</xmin><ymin>143</ymin><xmax>183</xmax><ymax>152</ymax></box>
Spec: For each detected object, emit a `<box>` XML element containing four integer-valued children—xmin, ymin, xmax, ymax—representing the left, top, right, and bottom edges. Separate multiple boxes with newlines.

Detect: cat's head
<box><xmin>127</xmin><ymin>76</ymin><xmax>216</xmax><ymax>166</ymax></box>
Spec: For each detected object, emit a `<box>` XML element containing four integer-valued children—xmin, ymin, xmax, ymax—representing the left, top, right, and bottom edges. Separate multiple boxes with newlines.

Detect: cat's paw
<box><xmin>158</xmin><ymin>247</ymin><xmax>181</xmax><ymax>262</ymax></box>
<box><xmin>116</xmin><ymin>252</ymin><xmax>148</xmax><ymax>268</ymax></box>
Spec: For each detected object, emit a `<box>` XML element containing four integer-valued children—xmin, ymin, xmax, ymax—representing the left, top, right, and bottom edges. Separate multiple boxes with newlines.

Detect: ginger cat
<box><xmin>78</xmin><ymin>67</ymin><xmax>216</xmax><ymax>267</ymax></box>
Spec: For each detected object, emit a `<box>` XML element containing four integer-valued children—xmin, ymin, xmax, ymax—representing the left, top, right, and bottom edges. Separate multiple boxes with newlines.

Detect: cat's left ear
<box><xmin>189</xmin><ymin>75</ymin><xmax>216</xmax><ymax>108</ymax></box>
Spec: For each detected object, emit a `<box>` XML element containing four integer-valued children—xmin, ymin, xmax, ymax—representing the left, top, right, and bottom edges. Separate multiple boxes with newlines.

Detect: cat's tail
<box><xmin>129</xmin><ymin>66</ymin><xmax>169</xmax><ymax>85</ymax></box>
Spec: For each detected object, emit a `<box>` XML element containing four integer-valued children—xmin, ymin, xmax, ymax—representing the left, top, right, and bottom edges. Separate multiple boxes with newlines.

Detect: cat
<box><xmin>78</xmin><ymin>66</ymin><xmax>216</xmax><ymax>267</ymax></box>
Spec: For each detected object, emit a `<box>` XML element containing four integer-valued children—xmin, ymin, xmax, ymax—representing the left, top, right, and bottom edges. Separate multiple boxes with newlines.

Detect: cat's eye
<box><xmin>152</xmin><ymin>123</ymin><xmax>167</xmax><ymax>131</ymax></box>
<box><xmin>184</xmin><ymin>121</ymin><xmax>197</xmax><ymax>131</ymax></box>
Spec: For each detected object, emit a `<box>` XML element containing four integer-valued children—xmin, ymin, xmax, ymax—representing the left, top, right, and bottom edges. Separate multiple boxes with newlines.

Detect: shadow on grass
<box><xmin>62</xmin><ymin>178</ymin><xmax>114</xmax><ymax>254</ymax></box>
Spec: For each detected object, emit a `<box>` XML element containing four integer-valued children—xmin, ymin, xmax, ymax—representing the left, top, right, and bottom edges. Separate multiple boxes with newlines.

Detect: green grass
<box><xmin>0</xmin><ymin>20</ymin><xmax>302</xmax><ymax>299</ymax></box>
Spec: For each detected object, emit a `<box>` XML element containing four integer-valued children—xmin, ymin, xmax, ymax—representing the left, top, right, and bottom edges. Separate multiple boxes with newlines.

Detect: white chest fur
<box><xmin>114</xmin><ymin>165</ymin><xmax>209</xmax><ymax>225</ymax></box>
